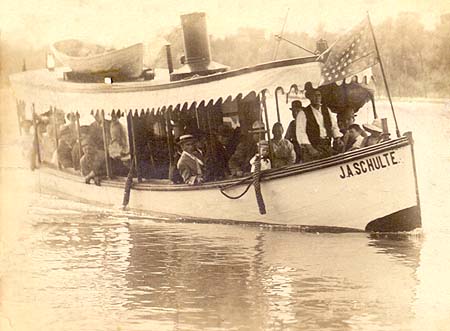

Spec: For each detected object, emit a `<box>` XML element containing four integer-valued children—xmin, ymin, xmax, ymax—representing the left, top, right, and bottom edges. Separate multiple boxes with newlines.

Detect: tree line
<box><xmin>1</xmin><ymin>12</ymin><xmax>449</xmax><ymax>98</ymax></box>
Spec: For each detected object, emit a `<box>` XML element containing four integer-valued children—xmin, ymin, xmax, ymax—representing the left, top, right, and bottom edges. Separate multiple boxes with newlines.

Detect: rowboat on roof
<box><xmin>50</xmin><ymin>39</ymin><xmax>144</xmax><ymax>78</ymax></box>
<box><xmin>10</xmin><ymin>12</ymin><xmax>422</xmax><ymax>233</ymax></box>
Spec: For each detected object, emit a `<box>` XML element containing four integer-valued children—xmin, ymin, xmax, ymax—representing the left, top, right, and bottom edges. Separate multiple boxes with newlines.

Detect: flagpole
<box><xmin>367</xmin><ymin>13</ymin><xmax>401</xmax><ymax>137</ymax></box>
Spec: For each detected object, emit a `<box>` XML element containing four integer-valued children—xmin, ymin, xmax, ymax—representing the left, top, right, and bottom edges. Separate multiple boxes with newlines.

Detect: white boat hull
<box><xmin>36</xmin><ymin>137</ymin><xmax>421</xmax><ymax>232</ymax></box>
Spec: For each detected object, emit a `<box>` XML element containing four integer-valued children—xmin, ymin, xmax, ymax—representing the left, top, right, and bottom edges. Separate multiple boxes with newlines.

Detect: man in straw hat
<box><xmin>228</xmin><ymin>120</ymin><xmax>266</xmax><ymax>177</ymax></box>
<box><xmin>296</xmin><ymin>88</ymin><xmax>343</xmax><ymax>162</ymax></box>
<box><xmin>177</xmin><ymin>134</ymin><xmax>205</xmax><ymax>185</ymax></box>
<box><xmin>362</xmin><ymin>118</ymin><xmax>390</xmax><ymax>147</ymax></box>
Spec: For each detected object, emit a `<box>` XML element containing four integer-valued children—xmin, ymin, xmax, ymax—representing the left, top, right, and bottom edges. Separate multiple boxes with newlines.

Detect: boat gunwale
<box><xmin>40</xmin><ymin>136</ymin><xmax>411</xmax><ymax>192</ymax></box>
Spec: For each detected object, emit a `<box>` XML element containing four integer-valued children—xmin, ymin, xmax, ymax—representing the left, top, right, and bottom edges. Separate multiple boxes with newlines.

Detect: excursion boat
<box><xmin>9</xmin><ymin>12</ymin><xmax>421</xmax><ymax>232</ymax></box>
<box><xmin>50</xmin><ymin>39</ymin><xmax>144</xmax><ymax>78</ymax></box>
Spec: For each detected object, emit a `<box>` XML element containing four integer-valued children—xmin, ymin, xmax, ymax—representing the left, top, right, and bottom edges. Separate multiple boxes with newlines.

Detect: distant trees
<box><xmin>1</xmin><ymin>12</ymin><xmax>449</xmax><ymax>98</ymax></box>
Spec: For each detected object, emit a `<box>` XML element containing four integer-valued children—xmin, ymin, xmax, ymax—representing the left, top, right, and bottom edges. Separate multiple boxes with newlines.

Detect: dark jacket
<box><xmin>303</xmin><ymin>105</ymin><xmax>333</xmax><ymax>146</ymax></box>
<box><xmin>228</xmin><ymin>136</ymin><xmax>257</xmax><ymax>174</ymax></box>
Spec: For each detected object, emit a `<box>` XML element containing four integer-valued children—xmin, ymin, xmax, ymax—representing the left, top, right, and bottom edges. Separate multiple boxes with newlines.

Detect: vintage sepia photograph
<box><xmin>1</xmin><ymin>0</ymin><xmax>449</xmax><ymax>330</ymax></box>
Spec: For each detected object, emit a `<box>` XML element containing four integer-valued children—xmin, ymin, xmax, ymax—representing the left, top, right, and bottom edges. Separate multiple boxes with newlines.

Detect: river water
<box><xmin>1</xmin><ymin>97</ymin><xmax>450</xmax><ymax>331</ymax></box>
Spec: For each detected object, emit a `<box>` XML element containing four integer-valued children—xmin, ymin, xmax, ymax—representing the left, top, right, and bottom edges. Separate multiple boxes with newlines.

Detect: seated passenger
<box><xmin>296</xmin><ymin>89</ymin><xmax>343</xmax><ymax>162</ymax></box>
<box><xmin>89</xmin><ymin>112</ymin><xmax>107</xmax><ymax>151</ymax></box>
<box><xmin>60</xmin><ymin>113</ymin><xmax>77</xmax><ymax>145</ymax></box>
<box><xmin>216</xmin><ymin>125</ymin><xmax>234</xmax><ymax>162</ymax></box>
<box><xmin>250</xmin><ymin>140</ymin><xmax>271</xmax><ymax>172</ymax></box>
<box><xmin>108</xmin><ymin>120</ymin><xmax>130</xmax><ymax>176</ymax></box>
<box><xmin>271</xmin><ymin>122</ymin><xmax>296</xmax><ymax>168</ymax></box>
<box><xmin>362</xmin><ymin>119</ymin><xmax>390</xmax><ymax>147</ymax></box>
<box><xmin>203</xmin><ymin>125</ymin><xmax>234</xmax><ymax>180</ymax></box>
<box><xmin>343</xmin><ymin>124</ymin><xmax>364</xmax><ymax>152</ymax></box>
<box><xmin>57</xmin><ymin>126</ymin><xmax>75</xmax><ymax>168</ymax></box>
<box><xmin>177</xmin><ymin>134</ymin><xmax>205</xmax><ymax>185</ymax></box>
<box><xmin>20</xmin><ymin>120</ymin><xmax>36</xmax><ymax>170</ymax></box>
<box><xmin>71</xmin><ymin>125</ymin><xmax>90</xmax><ymax>171</ymax></box>
<box><xmin>80</xmin><ymin>139</ymin><xmax>106</xmax><ymax>185</ymax></box>
<box><xmin>285</xmin><ymin>101</ymin><xmax>302</xmax><ymax>163</ymax></box>
<box><xmin>228</xmin><ymin>120</ymin><xmax>265</xmax><ymax>177</ymax></box>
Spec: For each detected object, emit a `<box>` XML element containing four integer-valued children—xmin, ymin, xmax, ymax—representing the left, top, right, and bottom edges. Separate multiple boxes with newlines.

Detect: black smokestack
<box><xmin>170</xmin><ymin>12</ymin><xmax>228</xmax><ymax>81</ymax></box>
<box><xmin>165</xmin><ymin>44</ymin><xmax>174</xmax><ymax>74</ymax></box>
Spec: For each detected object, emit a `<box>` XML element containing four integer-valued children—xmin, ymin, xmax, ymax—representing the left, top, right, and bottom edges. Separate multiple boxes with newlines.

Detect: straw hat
<box><xmin>248</xmin><ymin>120</ymin><xmax>266</xmax><ymax>133</ymax></box>
<box><xmin>257</xmin><ymin>140</ymin><xmax>269</xmax><ymax>147</ymax></box>
<box><xmin>177</xmin><ymin>134</ymin><xmax>196</xmax><ymax>145</ymax></box>
<box><xmin>363</xmin><ymin>118</ymin><xmax>383</xmax><ymax>133</ymax></box>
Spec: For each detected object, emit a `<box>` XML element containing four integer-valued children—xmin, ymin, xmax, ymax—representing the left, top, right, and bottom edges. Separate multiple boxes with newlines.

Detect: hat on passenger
<box><xmin>177</xmin><ymin>134</ymin><xmax>196</xmax><ymax>145</ymax></box>
<box><xmin>81</xmin><ymin>138</ymin><xmax>92</xmax><ymax>147</ymax></box>
<box><xmin>248</xmin><ymin>120</ymin><xmax>266</xmax><ymax>134</ymax></box>
<box><xmin>257</xmin><ymin>140</ymin><xmax>269</xmax><ymax>147</ymax></box>
<box><xmin>290</xmin><ymin>100</ymin><xmax>303</xmax><ymax>111</ymax></box>
<box><xmin>363</xmin><ymin>118</ymin><xmax>383</xmax><ymax>133</ymax></box>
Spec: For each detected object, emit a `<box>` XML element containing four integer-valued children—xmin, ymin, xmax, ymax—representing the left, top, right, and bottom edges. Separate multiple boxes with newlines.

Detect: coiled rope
<box><xmin>219</xmin><ymin>156</ymin><xmax>266</xmax><ymax>215</ymax></box>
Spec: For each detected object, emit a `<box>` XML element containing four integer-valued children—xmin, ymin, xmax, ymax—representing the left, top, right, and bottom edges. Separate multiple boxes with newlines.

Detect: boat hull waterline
<box><xmin>35</xmin><ymin>137</ymin><xmax>421</xmax><ymax>232</ymax></box>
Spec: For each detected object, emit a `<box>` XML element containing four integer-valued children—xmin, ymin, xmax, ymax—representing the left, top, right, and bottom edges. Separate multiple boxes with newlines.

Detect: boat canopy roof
<box><xmin>9</xmin><ymin>56</ymin><xmax>373</xmax><ymax>115</ymax></box>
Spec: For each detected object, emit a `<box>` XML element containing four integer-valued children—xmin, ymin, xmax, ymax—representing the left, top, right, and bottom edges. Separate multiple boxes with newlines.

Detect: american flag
<box><xmin>320</xmin><ymin>18</ymin><xmax>379</xmax><ymax>85</ymax></box>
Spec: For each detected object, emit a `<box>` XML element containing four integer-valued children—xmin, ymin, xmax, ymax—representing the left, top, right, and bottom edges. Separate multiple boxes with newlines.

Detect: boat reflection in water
<box><xmin>4</xmin><ymin>201</ymin><xmax>424</xmax><ymax>331</ymax></box>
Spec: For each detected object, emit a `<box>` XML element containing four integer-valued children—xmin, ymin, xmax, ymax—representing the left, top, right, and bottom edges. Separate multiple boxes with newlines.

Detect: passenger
<box><xmin>20</xmin><ymin>120</ymin><xmax>36</xmax><ymax>170</ymax></box>
<box><xmin>177</xmin><ymin>134</ymin><xmax>205</xmax><ymax>185</ymax></box>
<box><xmin>71</xmin><ymin>125</ymin><xmax>90</xmax><ymax>171</ymax></box>
<box><xmin>271</xmin><ymin>122</ymin><xmax>296</xmax><ymax>168</ymax></box>
<box><xmin>57</xmin><ymin>126</ymin><xmax>75</xmax><ymax>168</ymax></box>
<box><xmin>206</xmin><ymin>124</ymin><xmax>235</xmax><ymax>179</ymax></box>
<box><xmin>108</xmin><ymin>120</ymin><xmax>130</xmax><ymax>176</ymax></box>
<box><xmin>296</xmin><ymin>89</ymin><xmax>343</xmax><ymax>162</ymax></box>
<box><xmin>89</xmin><ymin>112</ymin><xmax>107</xmax><ymax>151</ymax></box>
<box><xmin>228</xmin><ymin>120</ymin><xmax>266</xmax><ymax>177</ymax></box>
<box><xmin>60</xmin><ymin>113</ymin><xmax>77</xmax><ymax>145</ymax></box>
<box><xmin>343</xmin><ymin>124</ymin><xmax>364</xmax><ymax>152</ymax></box>
<box><xmin>250</xmin><ymin>140</ymin><xmax>271</xmax><ymax>172</ymax></box>
<box><xmin>337</xmin><ymin>108</ymin><xmax>355</xmax><ymax>153</ymax></box>
<box><xmin>216</xmin><ymin>125</ymin><xmax>235</xmax><ymax>162</ymax></box>
<box><xmin>80</xmin><ymin>139</ymin><xmax>106</xmax><ymax>186</ymax></box>
<box><xmin>284</xmin><ymin>100</ymin><xmax>302</xmax><ymax>163</ymax></box>
<box><xmin>362</xmin><ymin>119</ymin><xmax>390</xmax><ymax>147</ymax></box>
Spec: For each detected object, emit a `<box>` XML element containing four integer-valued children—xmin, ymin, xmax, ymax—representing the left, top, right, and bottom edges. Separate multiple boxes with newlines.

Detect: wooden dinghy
<box><xmin>50</xmin><ymin>39</ymin><xmax>144</xmax><ymax>78</ymax></box>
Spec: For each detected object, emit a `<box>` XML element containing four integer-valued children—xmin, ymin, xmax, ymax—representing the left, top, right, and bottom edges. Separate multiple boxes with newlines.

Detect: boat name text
<box><xmin>339</xmin><ymin>151</ymin><xmax>398</xmax><ymax>179</ymax></box>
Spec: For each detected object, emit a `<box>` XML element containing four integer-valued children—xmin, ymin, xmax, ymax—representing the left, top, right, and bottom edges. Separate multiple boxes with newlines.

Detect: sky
<box><xmin>1</xmin><ymin>0</ymin><xmax>449</xmax><ymax>49</ymax></box>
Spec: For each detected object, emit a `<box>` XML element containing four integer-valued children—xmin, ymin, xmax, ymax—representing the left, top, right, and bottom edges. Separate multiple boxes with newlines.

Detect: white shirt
<box><xmin>350</xmin><ymin>135</ymin><xmax>364</xmax><ymax>150</ymax></box>
<box><xmin>250</xmin><ymin>155</ymin><xmax>271</xmax><ymax>173</ymax></box>
<box><xmin>295</xmin><ymin>105</ymin><xmax>342</xmax><ymax>145</ymax></box>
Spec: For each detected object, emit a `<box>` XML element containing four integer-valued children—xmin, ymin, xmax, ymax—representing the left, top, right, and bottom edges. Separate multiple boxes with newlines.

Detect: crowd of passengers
<box><xmin>21</xmin><ymin>87</ymin><xmax>389</xmax><ymax>186</ymax></box>
<box><xmin>176</xmin><ymin>88</ymin><xmax>389</xmax><ymax>185</ymax></box>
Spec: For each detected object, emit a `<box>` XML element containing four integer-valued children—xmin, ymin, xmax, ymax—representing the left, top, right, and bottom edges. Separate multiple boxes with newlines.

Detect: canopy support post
<box><xmin>16</xmin><ymin>100</ymin><xmax>22</xmax><ymax>136</ymax></box>
<box><xmin>100</xmin><ymin>109</ymin><xmax>112</xmax><ymax>179</ymax></box>
<box><xmin>367</xmin><ymin>13</ymin><xmax>401</xmax><ymax>137</ymax></box>
<box><xmin>130</xmin><ymin>110</ymin><xmax>142</xmax><ymax>183</ymax></box>
<box><xmin>123</xmin><ymin>110</ymin><xmax>136</xmax><ymax>208</ymax></box>
<box><xmin>274</xmin><ymin>87</ymin><xmax>283</xmax><ymax>123</ymax></box>
<box><xmin>165</xmin><ymin>108</ymin><xmax>176</xmax><ymax>182</ymax></box>
<box><xmin>31</xmin><ymin>103</ymin><xmax>41</xmax><ymax>165</ymax></box>
<box><xmin>370</xmin><ymin>95</ymin><xmax>378</xmax><ymax>119</ymax></box>
<box><xmin>52</xmin><ymin>106</ymin><xmax>61</xmax><ymax>169</ymax></box>
<box><xmin>261</xmin><ymin>90</ymin><xmax>272</xmax><ymax>159</ymax></box>
<box><xmin>75</xmin><ymin>112</ymin><xmax>83</xmax><ymax>174</ymax></box>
